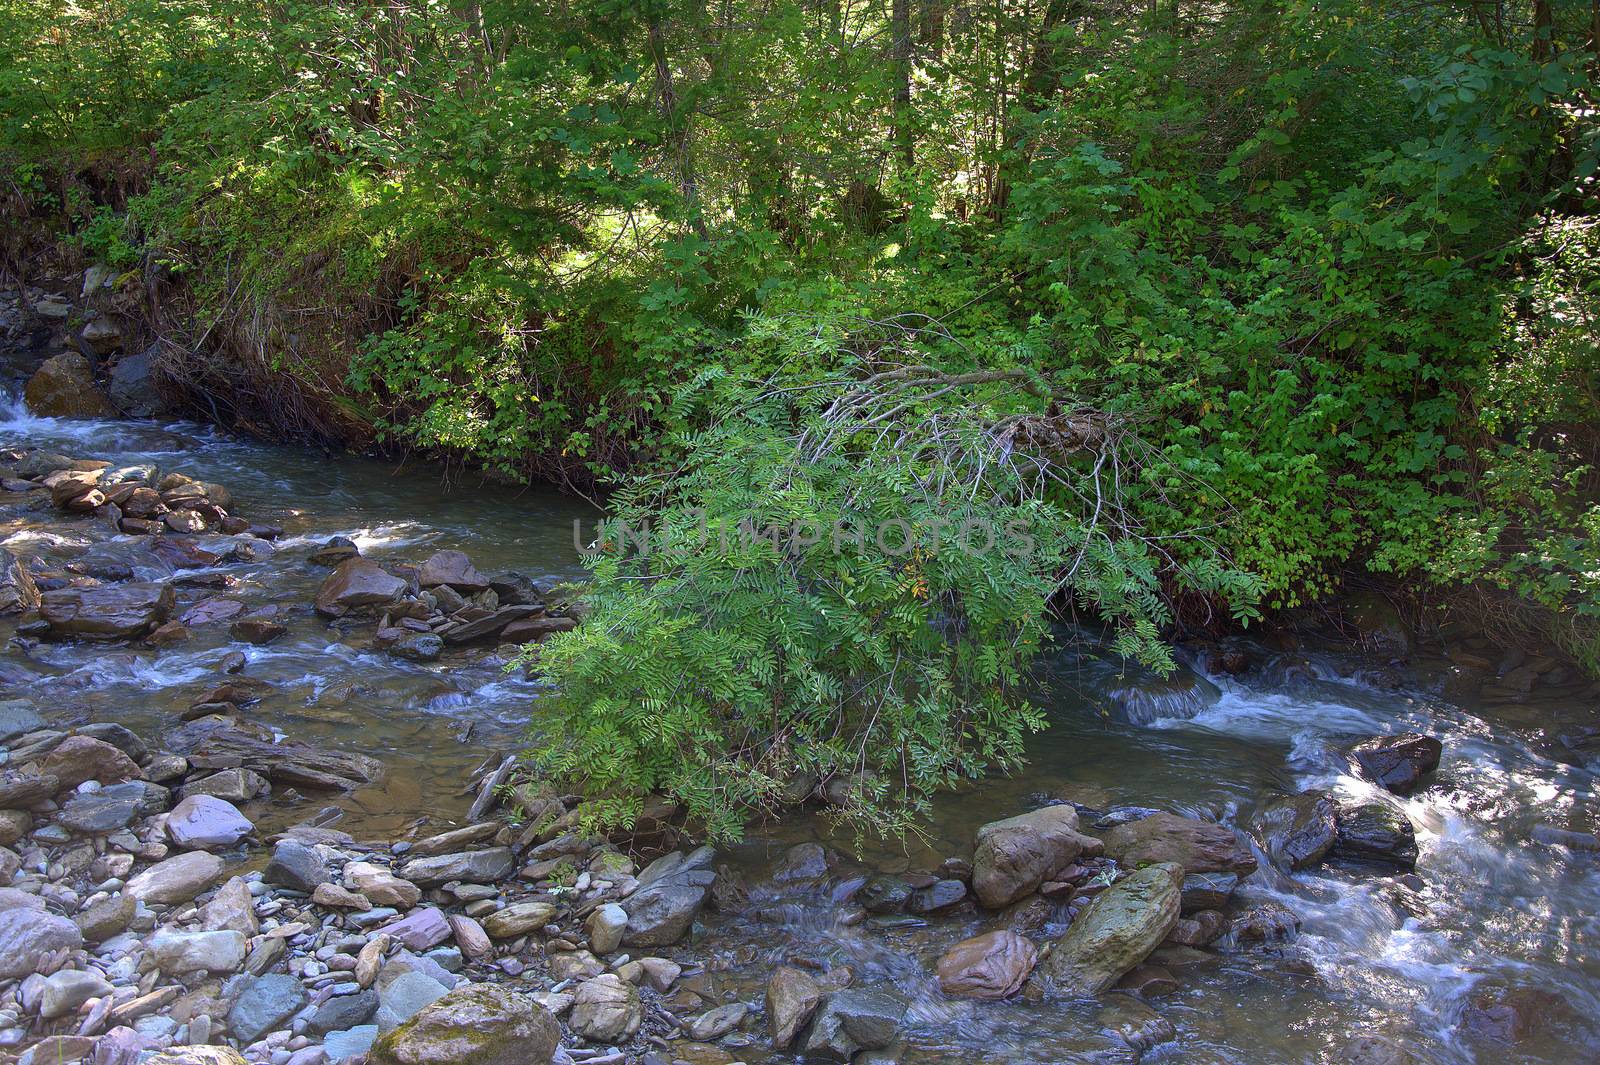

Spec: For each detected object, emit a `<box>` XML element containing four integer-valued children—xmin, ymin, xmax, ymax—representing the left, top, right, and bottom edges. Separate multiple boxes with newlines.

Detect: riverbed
<box><xmin>3</xmin><ymin>390</ymin><xmax>1598</xmax><ymax>1065</ymax></box>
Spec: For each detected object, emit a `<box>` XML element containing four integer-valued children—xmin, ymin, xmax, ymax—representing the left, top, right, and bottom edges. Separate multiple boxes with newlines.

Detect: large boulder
<box><xmin>800</xmin><ymin>990</ymin><xmax>905</xmax><ymax>1061</ymax></box>
<box><xmin>766</xmin><ymin>965</ymin><xmax>824</xmax><ymax>1049</ymax></box>
<box><xmin>935</xmin><ymin>930</ymin><xmax>1038</xmax><ymax>1000</ymax></box>
<box><xmin>108</xmin><ymin>343</ymin><xmax>168</xmax><ymax>418</ymax></box>
<box><xmin>569</xmin><ymin>974</ymin><xmax>641</xmax><ymax>1043</ymax></box>
<box><xmin>314</xmin><ymin>559</ymin><xmax>408</xmax><ymax>617</ymax></box>
<box><xmin>370</xmin><ymin>983</ymin><xmax>559</xmax><ymax>1065</ymax></box>
<box><xmin>1101</xmin><ymin>812</ymin><xmax>1257</xmax><ymax>877</ymax></box>
<box><xmin>40</xmin><ymin>582</ymin><xmax>175</xmax><ymax>640</ymax></box>
<box><xmin>1330</xmin><ymin>802</ymin><xmax>1418</xmax><ymax>870</ymax></box>
<box><xmin>1250</xmin><ymin>790</ymin><xmax>1339</xmax><ymax>871</ymax></box>
<box><xmin>0</xmin><ymin>907</ymin><xmax>84</xmax><ymax>979</ymax></box>
<box><xmin>971</xmin><ymin>804</ymin><xmax>1100</xmax><ymax>908</ymax></box>
<box><xmin>1346</xmin><ymin>734</ymin><xmax>1442</xmax><ymax>795</ymax></box>
<box><xmin>24</xmin><ymin>352</ymin><xmax>116</xmax><ymax>418</ymax></box>
<box><xmin>1036</xmin><ymin>862</ymin><xmax>1183</xmax><ymax>997</ymax></box>
<box><xmin>622</xmin><ymin>846</ymin><xmax>717</xmax><ymax>947</ymax></box>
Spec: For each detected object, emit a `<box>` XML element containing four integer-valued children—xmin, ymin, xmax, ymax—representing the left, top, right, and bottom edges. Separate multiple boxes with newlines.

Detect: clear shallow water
<box><xmin>3</xmin><ymin>391</ymin><xmax>1599</xmax><ymax>1064</ymax></box>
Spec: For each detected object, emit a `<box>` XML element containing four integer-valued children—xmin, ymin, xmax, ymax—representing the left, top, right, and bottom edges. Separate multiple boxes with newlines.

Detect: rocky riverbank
<box><xmin>0</xmin><ymin>660</ymin><xmax>1561</xmax><ymax>1065</ymax></box>
<box><xmin>0</xmin><ymin>441</ymin><xmax>1489</xmax><ymax>1065</ymax></box>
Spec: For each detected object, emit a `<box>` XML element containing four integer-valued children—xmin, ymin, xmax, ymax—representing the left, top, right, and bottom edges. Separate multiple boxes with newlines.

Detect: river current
<box><xmin>3</xmin><ymin>390</ymin><xmax>1597</xmax><ymax>1065</ymax></box>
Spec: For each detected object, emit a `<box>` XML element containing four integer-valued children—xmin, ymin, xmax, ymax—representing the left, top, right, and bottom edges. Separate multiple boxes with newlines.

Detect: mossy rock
<box><xmin>369</xmin><ymin>983</ymin><xmax>559</xmax><ymax>1065</ymax></box>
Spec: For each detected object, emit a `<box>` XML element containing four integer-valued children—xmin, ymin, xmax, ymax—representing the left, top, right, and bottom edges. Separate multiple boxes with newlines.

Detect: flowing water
<box><xmin>3</xmin><ymin>386</ymin><xmax>1598</xmax><ymax>1065</ymax></box>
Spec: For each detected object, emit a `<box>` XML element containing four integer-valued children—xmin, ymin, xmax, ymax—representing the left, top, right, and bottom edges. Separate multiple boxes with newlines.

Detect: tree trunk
<box><xmin>991</xmin><ymin>0</ymin><xmax>1081</xmax><ymax>215</ymax></box>
<box><xmin>648</xmin><ymin>12</ymin><xmax>710</xmax><ymax>240</ymax></box>
<box><xmin>893</xmin><ymin>0</ymin><xmax>915</xmax><ymax>172</ymax></box>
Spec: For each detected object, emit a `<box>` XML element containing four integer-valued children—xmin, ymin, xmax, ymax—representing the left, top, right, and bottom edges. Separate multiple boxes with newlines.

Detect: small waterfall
<box><xmin>1101</xmin><ymin>669</ymin><xmax>1222</xmax><ymax>724</ymax></box>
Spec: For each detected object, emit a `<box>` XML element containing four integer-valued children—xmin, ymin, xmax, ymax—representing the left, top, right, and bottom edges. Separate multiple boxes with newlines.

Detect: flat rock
<box><xmin>40</xmin><ymin>582</ymin><xmax>174</xmax><ymax>640</ymax></box>
<box><xmin>375</xmin><ymin>971</ymin><xmax>450</xmax><ymax>1032</ymax></box>
<box><xmin>58</xmin><ymin>781</ymin><xmax>155</xmax><ymax>833</ymax></box>
<box><xmin>144</xmin><ymin>1047</ymin><xmax>250</xmax><ymax>1065</ymax></box>
<box><xmin>148</xmin><ymin>929</ymin><xmax>247</xmax><ymax>974</ymax></box>
<box><xmin>0</xmin><ymin>699</ymin><xmax>43</xmax><ymax>741</ymax></box>
<box><xmin>383</xmin><ymin>907</ymin><xmax>452</xmax><ymax>951</ymax></box>
<box><xmin>126</xmin><ymin>851</ymin><xmax>224</xmax><ymax>904</ymax></box>
<box><xmin>0</xmin><ymin>907</ymin><xmax>84</xmax><ymax>979</ymax></box>
<box><xmin>185</xmin><ymin>724</ymin><xmax>385</xmax><ymax>792</ymax></box>
<box><xmin>481</xmin><ymin>901</ymin><xmax>555</xmax><ymax>939</ymax></box>
<box><xmin>228</xmin><ymin>973</ymin><xmax>309</xmax><ymax>1043</ymax></box>
<box><xmin>0</xmin><ymin>769</ymin><xmax>59</xmax><ymax>806</ymax></box>
<box><xmin>1102</xmin><ymin>812</ymin><xmax>1257</xmax><ymax>877</ymax></box>
<box><xmin>415</xmin><ymin>551</ymin><xmax>488</xmax><ymax>592</ymax></box>
<box><xmin>310</xmin><ymin>989</ymin><xmax>379</xmax><ymax>1035</ymax></box>
<box><xmin>400</xmin><ymin>848</ymin><xmax>514</xmax><ymax>888</ymax></box>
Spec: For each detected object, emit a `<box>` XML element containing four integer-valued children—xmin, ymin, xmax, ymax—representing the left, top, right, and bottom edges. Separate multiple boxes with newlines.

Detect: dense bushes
<box><xmin>3</xmin><ymin>0</ymin><xmax>1597</xmax><ymax>832</ymax></box>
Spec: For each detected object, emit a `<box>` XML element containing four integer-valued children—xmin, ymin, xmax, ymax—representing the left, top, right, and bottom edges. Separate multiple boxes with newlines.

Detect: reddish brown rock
<box><xmin>935</xmin><ymin>930</ymin><xmax>1038</xmax><ymax>1000</ymax></box>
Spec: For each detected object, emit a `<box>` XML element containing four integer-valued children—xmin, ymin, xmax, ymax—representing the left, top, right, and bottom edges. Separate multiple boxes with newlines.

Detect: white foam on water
<box><xmin>43</xmin><ymin>650</ymin><xmax>215</xmax><ymax>690</ymax></box>
<box><xmin>1146</xmin><ymin>686</ymin><xmax>1389</xmax><ymax>741</ymax></box>
<box><xmin>272</xmin><ymin>524</ymin><xmax>435</xmax><ymax>554</ymax></box>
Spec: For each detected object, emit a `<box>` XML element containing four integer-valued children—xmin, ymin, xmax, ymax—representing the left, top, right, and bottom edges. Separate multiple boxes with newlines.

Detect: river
<box><xmin>3</xmin><ymin>388</ymin><xmax>1597</xmax><ymax>1065</ymax></box>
